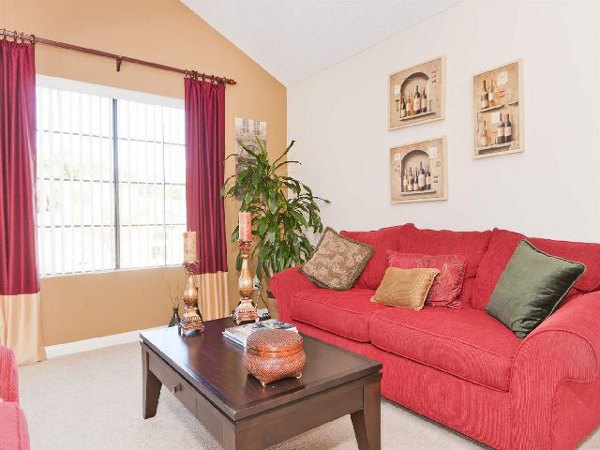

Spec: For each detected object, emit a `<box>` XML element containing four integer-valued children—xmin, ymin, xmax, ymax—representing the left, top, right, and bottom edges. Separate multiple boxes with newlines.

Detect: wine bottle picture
<box><xmin>473</xmin><ymin>61</ymin><xmax>521</xmax><ymax>158</ymax></box>
<box><xmin>413</xmin><ymin>85</ymin><xmax>421</xmax><ymax>115</ymax></box>
<box><xmin>505</xmin><ymin>113</ymin><xmax>512</xmax><ymax>142</ymax></box>
<box><xmin>391</xmin><ymin>137</ymin><xmax>446</xmax><ymax>203</ymax></box>
<box><xmin>389</xmin><ymin>57</ymin><xmax>444</xmax><ymax>130</ymax></box>
<box><xmin>413</xmin><ymin>167</ymin><xmax>418</xmax><ymax>191</ymax></box>
<box><xmin>480</xmin><ymin>120</ymin><xmax>488</xmax><ymax>147</ymax></box>
<box><xmin>418</xmin><ymin>162</ymin><xmax>426</xmax><ymax>191</ymax></box>
<box><xmin>497</xmin><ymin>113</ymin><xmax>505</xmax><ymax>144</ymax></box>
<box><xmin>481</xmin><ymin>80</ymin><xmax>489</xmax><ymax>110</ymax></box>
<box><xmin>400</xmin><ymin>95</ymin><xmax>406</xmax><ymax>118</ymax></box>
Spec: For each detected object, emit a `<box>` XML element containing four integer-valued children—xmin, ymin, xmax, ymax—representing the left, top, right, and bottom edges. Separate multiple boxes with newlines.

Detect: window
<box><xmin>36</xmin><ymin>78</ymin><xmax>186</xmax><ymax>276</ymax></box>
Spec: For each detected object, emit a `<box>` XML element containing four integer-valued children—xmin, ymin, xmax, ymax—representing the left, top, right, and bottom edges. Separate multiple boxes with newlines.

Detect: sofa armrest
<box><xmin>269</xmin><ymin>266</ymin><xmax>318</xmax><ymax>322</ymax></box>
<box><xmin>510</xmin><ymin>292</ymin><xmax>600</xmax><ymax>449</ymax></box>
<box><xmin>0</xmin><ymin>402</ymin><xmax>30</xmax><ymax>449</ymax></box>
<box><xmin>0</xmin><ymin>346</ymin><xmax>19</xmax><ymax>403</ymax></box>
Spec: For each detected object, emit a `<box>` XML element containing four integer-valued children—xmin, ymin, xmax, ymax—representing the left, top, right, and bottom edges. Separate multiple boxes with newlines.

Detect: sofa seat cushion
<box><xmin>0</xmin><ymin>402</ymin><xmax>29</xmax><ymax>450</ymax></box>
<box><xmin>290</xmin><ymin>288</ymin><xmax>385</xmax><ymax>342</ymax></box>
<box><xmin>472</xmin><ymin>229</ymin><xmax>600</xmax><ymax>310</ymax></box>
<box><xmin>369</xmin><ymin>306</ymin><xmax>520</xmax><ymax>391</ymax></box>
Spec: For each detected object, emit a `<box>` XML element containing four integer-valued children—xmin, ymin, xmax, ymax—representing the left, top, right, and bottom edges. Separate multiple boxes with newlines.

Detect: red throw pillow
<box><xmin>387</xmin><ymin>251</ymin><xmax>467</xmax><ymax>308</ymax></box>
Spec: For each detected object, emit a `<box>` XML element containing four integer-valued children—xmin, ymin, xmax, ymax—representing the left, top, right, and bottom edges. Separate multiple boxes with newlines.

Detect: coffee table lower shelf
<box><xmin>141</xmin><ymin>342</ymin><xmax>381</xmax><ymax>450</ymax></box>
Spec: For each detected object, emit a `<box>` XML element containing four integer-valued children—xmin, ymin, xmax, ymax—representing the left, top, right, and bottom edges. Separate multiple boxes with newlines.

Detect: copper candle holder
<box><xmin>233</xmin><ymin>240</ymin><xmax>259</xmax><ymax>325</ymax></box>
<box><xmin>178</xmin><ymin>261</ymin><xmax>204</xmax><ymax>335</ymax></box>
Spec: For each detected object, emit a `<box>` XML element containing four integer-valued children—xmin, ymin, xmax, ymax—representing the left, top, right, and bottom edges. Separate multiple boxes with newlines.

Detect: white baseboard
<box><xmin>45</xmin><ymin>326</ymin><xmax>166</xmax><ymax>358</ymax></box>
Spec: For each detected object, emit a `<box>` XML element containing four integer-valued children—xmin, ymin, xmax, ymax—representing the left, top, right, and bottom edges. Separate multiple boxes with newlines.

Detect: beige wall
<box><xmin>288</xmin><ymin>0</ymin><xmax>600</xmax><ymax>243</ymax></box>
<box><xmin>2</xmin><ymin>0</ymin><xmax>287</xmax><ymax>345</ymax></box>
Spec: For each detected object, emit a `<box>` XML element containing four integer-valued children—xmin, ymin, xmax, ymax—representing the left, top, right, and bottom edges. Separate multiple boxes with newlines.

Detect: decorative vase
<box><xmin>168</xmin><ymin>307</ymin><xmax>180</xmax><ymax>327</ymax></box>
<box><xmin>243</xmin><ymin>329</ymin><xmax>305</xmax><ymax>387</ymax></box>
<box><xmin>178</xmin><ymin>262</ymin><xmax>205</xmax><ymax>335</ymax></box>
<box><xmin>233</xmin><ymin>240</ymin><xmax>259</xmax><ymax>325</ymax></box>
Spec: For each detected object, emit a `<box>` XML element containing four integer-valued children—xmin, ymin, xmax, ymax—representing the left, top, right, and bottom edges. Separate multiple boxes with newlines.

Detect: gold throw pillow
<box><xmin>371</xmin><ymin>267</ymin><xmax>440</xmax><ymax>310</ymax></box>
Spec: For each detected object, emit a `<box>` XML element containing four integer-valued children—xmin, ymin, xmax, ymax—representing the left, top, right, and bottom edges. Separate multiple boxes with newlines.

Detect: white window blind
<box><xmin>36</xmin><ymin>81</ymin><xmax>186</xmax><ymax>276</ymax></box>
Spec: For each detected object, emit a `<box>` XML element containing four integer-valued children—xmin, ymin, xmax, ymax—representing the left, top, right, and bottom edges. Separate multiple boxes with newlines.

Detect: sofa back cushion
<box><xmin>341</xmin><ymin>223</ymin><xmax>416</xmax><ymax>290</ymax></box>
<box><xmin>396</xmin><ymin>226</ymin><xmax>493</xmax><ymax>280</ymax></box>
<box><xmin>472</xmin><ymin>229</ymin><xmax>600</xmax><ymax>310</ymax></box>
<box><xmin>394</xmin><ymin>226</ymin><xmax>492</xmax><ymax>305</ymax></box>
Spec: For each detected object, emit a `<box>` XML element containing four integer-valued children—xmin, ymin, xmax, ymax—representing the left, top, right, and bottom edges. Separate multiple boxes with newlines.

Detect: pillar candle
<box><xmin>239</xmin><ymin>212</ymin><xmax>252</xmax><ymax>241</ymax></box>
<box><xmin>183</xmin><ymin>231</ymin><xmax>197</xmax><ymax>263</ymax></box>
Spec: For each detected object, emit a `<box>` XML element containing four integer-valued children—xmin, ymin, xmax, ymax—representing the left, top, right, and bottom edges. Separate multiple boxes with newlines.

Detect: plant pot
<box><xmin>263</xmin><ymin>296</ymin><xmax>279</xmax><ymax>319</ymax></box>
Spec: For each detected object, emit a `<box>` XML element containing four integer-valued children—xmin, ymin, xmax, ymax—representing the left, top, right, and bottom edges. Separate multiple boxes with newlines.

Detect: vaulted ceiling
<box><xmin>181</xmin><ymin>0</ymin><xmax>463</xmax><ymax>86</ymax></box>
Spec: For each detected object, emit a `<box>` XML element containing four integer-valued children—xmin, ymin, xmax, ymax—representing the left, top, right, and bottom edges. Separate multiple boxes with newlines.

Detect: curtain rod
<box><xmin>0</xmin><ymin>29</ymin><xmax>236</xmax><ymax>85</ymax></box>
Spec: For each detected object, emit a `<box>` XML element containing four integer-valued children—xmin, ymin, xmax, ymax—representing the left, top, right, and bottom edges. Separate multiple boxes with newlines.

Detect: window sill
<box><xmin>40</xmin><ymin>264</ymin><xmax>182</xmax><ymax>279</ymax></box>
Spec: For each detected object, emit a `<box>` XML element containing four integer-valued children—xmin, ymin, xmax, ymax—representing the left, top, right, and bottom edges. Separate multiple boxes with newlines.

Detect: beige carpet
<box><xmin>18</xmin><ymin>342</ymin><xmax>599</xmax><ymax>450</ymax></box>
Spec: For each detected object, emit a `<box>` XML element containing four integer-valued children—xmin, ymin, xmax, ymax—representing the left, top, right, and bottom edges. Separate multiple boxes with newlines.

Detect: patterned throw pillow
<box><xmin>300</xmin><ymin>228</ymin><xmax>373</xmax><ymax>290</ymax></box>
<box><xmin>387</xmin><ymin>251</ymin><xmax>467</xmax><ymax>308</ymax></box>
<box><xmin>371</xmin><ymin>267</ymin><xmax>440</xmax><ymax>310</ymax></box>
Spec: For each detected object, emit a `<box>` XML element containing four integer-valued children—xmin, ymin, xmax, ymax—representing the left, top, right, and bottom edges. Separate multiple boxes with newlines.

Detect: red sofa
<box><xmin>270</xmin><ymin>224</ymin><xmax>600</xmax><ymax>450</ymax></box>
<box><xmin>0</xmin><ymin>346</ymin><xmax>30</xmax><ymax>450</ymax></box>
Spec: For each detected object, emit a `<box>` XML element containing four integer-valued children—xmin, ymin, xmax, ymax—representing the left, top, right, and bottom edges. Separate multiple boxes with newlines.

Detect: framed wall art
<box><xmin>390</xmin><ymin>136</ymin><xmax>447</xmax><ymax>204</ymax></box>
<box><xmin>473</xmin><ymin>60</ymin><xmax>523</xmax><ymax>158</ymax></box>
<box><xmin>234</xmin><ymin>117</ymin><xmax>267</xmax><ymax>174</ymax></box>
<box><xmin>389</xmin><ymin>56</ymin><xmax>444</xmax><ymax>130</ymax></box>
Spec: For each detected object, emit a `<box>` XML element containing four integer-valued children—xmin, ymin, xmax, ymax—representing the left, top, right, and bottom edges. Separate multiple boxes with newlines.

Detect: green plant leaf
<box><xmin>221</xmin><ymin>136</ymin><xmax>328</xmax><ymax>278</ymax></box>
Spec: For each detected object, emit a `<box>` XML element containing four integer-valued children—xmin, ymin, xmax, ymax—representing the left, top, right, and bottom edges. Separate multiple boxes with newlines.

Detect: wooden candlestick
<box><xmin>233</xmin><ymin>240</ymin><xmax>259</xmax><ymax>325</ymax></box>
<box><xmin>178</xmin><ymin>261</ymin><xmax>204</xmax><ymax>335</ymax></box>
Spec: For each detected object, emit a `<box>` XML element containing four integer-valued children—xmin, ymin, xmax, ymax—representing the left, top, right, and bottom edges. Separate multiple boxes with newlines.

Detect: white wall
<box><xmin>288</xmin><ymin>0</ymin><xmax>600</xmax><ymax>242</ymax></box>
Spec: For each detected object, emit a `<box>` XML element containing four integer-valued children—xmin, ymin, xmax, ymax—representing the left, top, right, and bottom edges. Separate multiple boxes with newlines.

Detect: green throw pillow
<box><xmin>486</xmin><ymin>240</ymin><xmax>586</xmax><ymax>339</ymax></box>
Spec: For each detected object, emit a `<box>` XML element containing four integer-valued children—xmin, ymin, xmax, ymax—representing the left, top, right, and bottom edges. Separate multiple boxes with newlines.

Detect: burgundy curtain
<box><xmin>0</xmin><ymin>39</ymin><xmax>38</xmax><ymax>295</ymax></box>
<box><xmin>185</xmin><ymin>77</ymin><xmax>229</xmax><ymax>318</ymax></box>
<box><xmin>0</xmin><ymin>38</ymin><xmax>45</xmax><ymax>364</ymax></box>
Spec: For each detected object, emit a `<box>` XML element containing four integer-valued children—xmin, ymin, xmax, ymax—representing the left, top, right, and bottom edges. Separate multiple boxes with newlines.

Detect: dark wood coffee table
<box><xmin>140</xmin><ymin>318</ymin><xmax>382</xmax><ymax>450</ymax></box>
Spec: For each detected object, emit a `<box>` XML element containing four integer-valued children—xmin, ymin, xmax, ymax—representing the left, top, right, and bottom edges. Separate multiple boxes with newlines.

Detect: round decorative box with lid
<box><xmin>243</xmin><ymin>329</ymin><xmax>306</xmax><ymax>386</ymax></box>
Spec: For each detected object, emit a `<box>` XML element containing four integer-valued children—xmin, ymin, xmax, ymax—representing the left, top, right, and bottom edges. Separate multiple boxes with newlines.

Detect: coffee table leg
<box><xmin>142</xmin><ymin>347</ymin><xmax>162</xmax><ymax>419</ymax></box>
<box><xmin>222</xmin><ymin>423</ymin><xmax>263</xmax><ymax>450</ymax></box>
<box><xmin>351</xmin><ymin>377</ymin><xmax>381</xmax><ymax>450</ymax></box>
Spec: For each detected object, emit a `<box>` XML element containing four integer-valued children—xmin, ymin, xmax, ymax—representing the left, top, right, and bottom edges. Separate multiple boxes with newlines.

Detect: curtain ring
<box><xmin>1</xmin><ymin>29</ymin><xmax>6</xmax><ymax>41</ymax></box>
<box><xmin>30</xmin><ymin>34</ymin><xmax>36</xmax><ymax>45</ymax></box>
<box><xmin>13</xmin><ymin>30</ymin><xmax>18</xmax><ymax>42</ymax></box>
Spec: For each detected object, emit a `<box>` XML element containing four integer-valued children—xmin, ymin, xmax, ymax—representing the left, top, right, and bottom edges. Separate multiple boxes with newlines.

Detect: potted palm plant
<box><xmin>221</xmin><ymin>138</ymin><xmax>328</xmax><ymax>317</ymax></box>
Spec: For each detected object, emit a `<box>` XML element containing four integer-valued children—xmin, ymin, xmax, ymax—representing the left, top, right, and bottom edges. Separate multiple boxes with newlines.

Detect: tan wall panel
<box><xmin>40</xmin><ymin>268</ymin><xmax>182</xmax><ymax>345</ymax></box>
<box><xmin>2</xmin><ymin>0</ymin><xmax>287</xmax><ymax>345</ymax></box>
